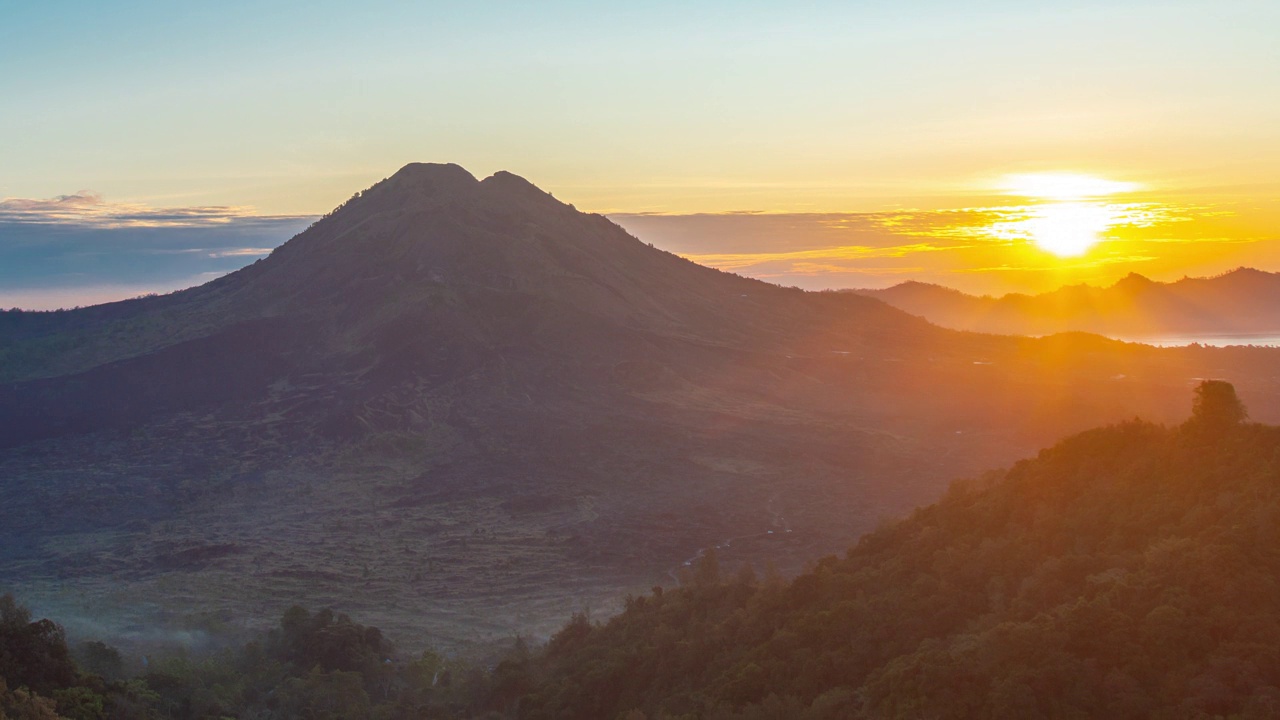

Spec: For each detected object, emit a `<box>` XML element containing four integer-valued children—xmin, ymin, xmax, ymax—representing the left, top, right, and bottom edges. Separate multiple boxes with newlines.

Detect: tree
<box><xmin>0</xmin><ymin>679</ymin><xmax>61</xmax><ymax>720</ymax></box>
<box><xmin>0</xmin><ymin>595</ymin><xmax>77</xmax><ymax>697</ymax></box>
<box><xmin>1186</xmin><ymin>380</ymin><xmax>1247</xmax><ymax>433</ymax></box>
<box><xmin>75</xmin><ymin>642</ymin><xmax>123</xmax><ymax>682</ymax></box>
<box><xmin>276</xmin><ymin>668</ymin><xmax>371</xmax><ymax>720</ymax></box>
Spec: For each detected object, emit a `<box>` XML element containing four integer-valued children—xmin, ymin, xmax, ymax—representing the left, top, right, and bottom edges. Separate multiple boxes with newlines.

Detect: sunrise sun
<box><xmin>995</xmin><ymin>173</ymin><xmax>1143</xmax><ymax>257</ymax></box>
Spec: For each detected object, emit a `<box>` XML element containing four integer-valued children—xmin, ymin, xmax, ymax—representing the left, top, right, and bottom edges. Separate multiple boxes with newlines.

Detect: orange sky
<box><xmin>612</xmin><ymin>181</ymin><xmax>1280</xmax><ymax>295</ymax></box>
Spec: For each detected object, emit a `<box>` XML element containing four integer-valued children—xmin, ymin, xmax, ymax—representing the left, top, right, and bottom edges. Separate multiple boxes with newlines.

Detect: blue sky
<box><xmin>7</xmin><ymin>0</ymin><xmax>1276</xmax><ymax>211</ymax></box>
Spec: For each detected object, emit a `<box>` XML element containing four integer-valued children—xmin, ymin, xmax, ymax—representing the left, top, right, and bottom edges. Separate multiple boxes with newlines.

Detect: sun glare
<box><xmin>1000</xmin><ymin>173</ymin><xmax>1141</xmax><ymax>201</ymax></box>
<box><xmin>1015</xmin><ymin>202</ymin><xmax>1123</xmax><ymax>257</ymax></box>
<box><xmin>986</xmin><ymin>173</ymin><xmax>1145</xmax><ymax>257</ymax></box>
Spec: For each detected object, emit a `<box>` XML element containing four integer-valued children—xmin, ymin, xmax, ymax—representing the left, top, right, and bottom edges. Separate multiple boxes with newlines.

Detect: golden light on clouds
<box><xmin>614</xmin><ymin>194</ymin><xmax>1280</xmax><ymax>297</ymax></box>
<box><xmin>989</xmin><ymin>202</ymin><xmax>1131</xmax><ymax>258</ymax></box>
<box><xmin>985</xmin><ymin>173</ymin><xmax>1148</xmax><ymax>257</ymax></box>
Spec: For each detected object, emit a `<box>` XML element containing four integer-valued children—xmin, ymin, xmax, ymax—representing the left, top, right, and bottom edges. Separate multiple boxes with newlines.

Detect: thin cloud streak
<box><xmin>0</xmin><ymin>191</ymin><xmax>312</xmax><ymax>228</ymax></box>
<box><xmin>207</xmin><ymin>248</ymin><xmax>277</xmax><ymax>258</ymax></box>
<box><xmin>683</xmin><ymin>241</ymin><xmax>972</xmax><ymax>272</ymax></box>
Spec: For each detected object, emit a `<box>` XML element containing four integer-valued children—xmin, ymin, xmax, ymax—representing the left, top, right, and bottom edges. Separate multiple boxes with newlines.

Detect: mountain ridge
<box><xmin>852</xmin><ymin>268</ymin><xmax>1280</xmax><ymax>338</ymax></box>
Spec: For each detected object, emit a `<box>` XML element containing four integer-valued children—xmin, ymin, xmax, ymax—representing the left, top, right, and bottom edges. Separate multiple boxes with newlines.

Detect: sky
<box><xmin>2</xmin><ymin>0</ymin><xmax>1278</xmax><ymax>307</ymax></box>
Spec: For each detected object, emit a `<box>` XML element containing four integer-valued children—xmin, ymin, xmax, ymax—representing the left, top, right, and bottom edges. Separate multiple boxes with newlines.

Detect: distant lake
<box><xmin>1113</xmin><ymin>332</ymin><xmax>1280</xmax><ymax>348</ymax></box>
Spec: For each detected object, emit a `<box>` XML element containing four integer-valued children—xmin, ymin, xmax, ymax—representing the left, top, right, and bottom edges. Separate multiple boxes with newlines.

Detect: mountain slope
<box><xmin>0</xmin><ymin>164</ymin><xmax>927</xmax><ymax>385</ymax></box>
<box><xmin>517</xmin><ymin>386</ymin><xmax>1280</xmax><ymax>719</ymax></box>
<box><xmin>3</xmin><ymin>164</ymin><xmax>1280</xmax><ymax>646</ymax></box>
<box><xmin>0</xmin><ymin>163</ymin><xmax>940</xmax><ymax>445</ymax></box>
<box><xmin>854</xmin><ymin>268</ymin><xmax>1280</xmax><ymax>338</ymax></box>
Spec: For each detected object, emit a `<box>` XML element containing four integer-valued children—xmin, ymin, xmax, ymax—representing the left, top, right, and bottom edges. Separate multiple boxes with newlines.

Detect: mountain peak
<box><xmin>1118</xmin><ymin>271</ymin><xmax>1152</xmax><ymax>283</ymax></box>
<box><xmin>384</xmin><ymin>162</ymin><xmax>479</xmax><ymax>194</ymax></box>
<box><xmin>359</xmin><ymin>164</ymin><xmax>563</xmax><ymax>212</ymax></box>
<box><xmin>1113</xmin><ymin>272</ymin><xmax>1155</xmax><ymax>291</ymax></box>
<box><xmin>1221</xmin><ymin>267</ymin><xmax>1270</xmax><ymax>280</ymax></box>
<box><xmin>480</xmin><ymin>170</ymin><xmax>565</xmax><ymax>207</ymax></box>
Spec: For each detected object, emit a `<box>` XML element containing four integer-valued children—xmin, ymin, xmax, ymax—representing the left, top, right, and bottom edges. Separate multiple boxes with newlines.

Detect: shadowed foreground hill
<box><xmin>4</xmin><ymin>386</ymin><xmax>1278</xmax><ymax>719</ymax></box>
<box><xmin>2</xmin><ymin>164</ymin><xmax>1280</xmax><ymax>646</ymax></box>
<box><xmin>518</xmin><ymin>386</ymin><xmax>1280</xmax><ymax>719</ymax></box>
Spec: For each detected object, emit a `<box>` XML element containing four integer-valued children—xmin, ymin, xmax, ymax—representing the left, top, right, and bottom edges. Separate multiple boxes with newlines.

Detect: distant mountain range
<box><xmin>4</xmin><ymin>163</ymin><xmax>1280</xmax><ymax>646</ymax></box>
<box><xmin>851</xmin><ymin>269</ymin><xmax>1280</xmax><ymax>339</ymax></box>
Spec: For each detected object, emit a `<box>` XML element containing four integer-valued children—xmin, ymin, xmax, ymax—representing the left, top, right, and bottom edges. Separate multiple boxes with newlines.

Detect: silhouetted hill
<box><xmin>853</xmin><ymin>268</ymin><xmax>1280</xmax><ymax>338</ymax></box>
<box><xmin>515</xmin><ymin>385</ymin><xmax>1280</xmax><ymax>719</ymax></box>
<box><xmin>3</xmin><ymin>164</ymin><xmax>1280</xmax><ymax>645</ymax></box>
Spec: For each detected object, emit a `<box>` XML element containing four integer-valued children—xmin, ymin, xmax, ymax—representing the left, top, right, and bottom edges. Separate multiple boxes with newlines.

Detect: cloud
<box><xmin>613</xmin><ymin>210</ymin><xmax>994</xmax><ymax>284</ymax></box>
<box><xmin>778</xmin><ymin>263</ymin><xmax>927</xmax><ymax>277</ymax></box>
<box><xmin>682</xmin><ymin>241</ymin><xmax>971</xmax><ymax>272</ymax></box>
<box><xmin>614</xmin><ymin>201</ymin><xmax>1263</xmax><ymax>295</ymax></box>
<box><xmin>0</xmin><ymin>191</ymin><xmax>310</xmax><ymax>229</ymax></box>
<box><xmin>206</xmin><ymin>247</ymin><xmax>279</xmax><ymax>258</ymax></box>
<box><xmin>954</xmin><ymin>254</ymin><xmax>1163</xmax><ymax>274</ymax></box>
<box><xmin>0</xmin><ymin>191</ymin><xmax>316</xmax><ymax>308</ymax></box>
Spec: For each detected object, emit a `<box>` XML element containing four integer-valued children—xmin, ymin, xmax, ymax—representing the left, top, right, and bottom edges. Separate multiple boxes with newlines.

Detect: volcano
<box><xmin>3</xmin><ymin>164</ymin><xmax>1278</xmax><ymax>645</ymax></box>
<box><xmin>0</xmin><ymin>163</ymin><xmax>941</xmax><ymax>446</ymax></box>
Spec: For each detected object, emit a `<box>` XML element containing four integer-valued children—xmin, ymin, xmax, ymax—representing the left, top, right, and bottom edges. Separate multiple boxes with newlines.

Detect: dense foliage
<box><xmin>6</xmin><ymin>383</ymin><xmax>1280</xmax><ymax>719</ymax></box>
<box><xmin>0</xmin><ymin>599</ymin><xmax>507</xmax><ymax>719</ymax></box>
<box><xmin>517</xmin><ymin>387</ymin><xmax>1280</xmax><ymax>719</ymax></box>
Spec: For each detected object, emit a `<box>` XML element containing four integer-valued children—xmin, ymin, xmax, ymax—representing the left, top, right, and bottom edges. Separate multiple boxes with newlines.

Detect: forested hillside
<box><xmin>517</xmin><ymin>381</ymin><xmax>1280</xmax><ymax>719</ymax></box>
<box><xmin>5</xmin><ymin>382</ymin><xmax>1279</xmax><ymax>719</ymax></box>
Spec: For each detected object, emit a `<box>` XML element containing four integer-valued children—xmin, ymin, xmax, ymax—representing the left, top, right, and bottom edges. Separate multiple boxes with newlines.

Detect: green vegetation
<box><xmin>0</xmin><ymin>596</ymin><xmax>509</xmax><ymax>719</ymax></box>
<box><xmin>515</xmin><ymin>382</ymin><xmax>1280</xmax><ymax>719</ymax></box>
<box><xmin>6</xmin><ymin>382</ymin><xmax>1280</xmax><ymax>719</ymax></box>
